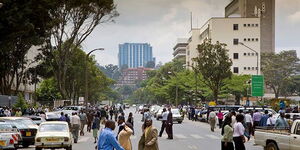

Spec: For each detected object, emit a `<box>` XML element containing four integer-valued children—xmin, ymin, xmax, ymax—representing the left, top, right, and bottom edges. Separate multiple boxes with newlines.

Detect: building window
<box><xmin>233</xmin><ymin>24</ymin><xmax>239</xmax><ymax>30</ymax></box>
<box><xmin>233</xmin><ymin>53</ymin><xmax>239</xmax><ymax>59</ymax></box>
<box><xmin>244</xmin><ymin>24</ymin><xmax>246</xmax><ymax>27</ymax></box>
<box><xmin>244</xmin><ymin>53</ymin><xmax>247</xmax><ymax>56</ymax></box>
<box><xmin>244</xmin><ymin>67</ymin><xmax>247</xmax><ymax>70</ymax></box>
<box><xmin>256</xmin><ymin>24</ymin><xmax>259</xmax><ymax>27</ymax></box>
<box><xmin>252</xmin><ymin>67</ymin><xmax>255</xmax><ymax>70</ymax></box>
<box><xmin>244</xmin><ymin>38</ymin><xmax>247</xmax><ymax>41</ymax></box>
<box><xmin>248</xmin><ymin>67</ymin><xmax>251</xmax><ymax>70</ymax></box>
<box><xmin>248</xmin><ymin>24</ymin><xmax>251</xmax><ymax>27</ymax></box>
<box><xmin>252</xmin><ymin>53</ymin><xmax>255</xmax><ymax>56</ymax></box>
<box><xmin>248</xmin><ymin>38</ymin><xmax>251</xmax><ymax>41</ymax></box>
<box><xmin>233</xmin><ymin>39</ymin><xmax>239</xmax><ymax>45</ymax></box>
<box><xmin>248</xmin><ymin>53</ymin><xmax>251</xmax><ymax>56</ymax></box>
<box><xmin>256</xmin><ymin>38</ymin><xmax>259</xmax><ymax>41</ymax></box>
<box><xmin>233</xmin><ymin>67</ymin><xmax>239</xmax><ymax>73</ymax></box>
<box><xmin>252</xmin><ymin>24</ymin><xmax>255</xmax><ymax>27</ymax></box>
<box><xmin>256</xmin><ymin>67</ymin><xmax>258</xmax><ymax>70</ymax></box>
<box><xmin>252</xmin><ymin>38</ymin><xmax>255</xmax><ymax>41</ymax></box>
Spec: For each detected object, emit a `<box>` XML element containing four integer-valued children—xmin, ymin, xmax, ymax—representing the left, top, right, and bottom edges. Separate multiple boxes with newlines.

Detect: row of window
<box><xmin>233</xmin><ymin>67</ymin><xmax>258</xmax><ymax>73</ymax></box>
<box><xmin>233</xmin><ymin>23</ymin><xmax>259</xmax><ymax>30</ymax></box>
<box><xmin>233</xmin><ymin>53</ymin><xmax>258</xmax><ymax>59</ymax></box>
<box><xmin>233</xmin><ymin>38</ymin><xmax>259</xmax><ymax>45</ymax></box>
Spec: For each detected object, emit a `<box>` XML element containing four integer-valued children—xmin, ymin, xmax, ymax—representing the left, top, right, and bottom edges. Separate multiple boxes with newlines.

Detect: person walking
<box><xmin>118</xmin><ymin>122</ymin><xmax>133</xmax><ymax>150</ymax></box>
<box><xmin>79</xmin><ymin>110</ymin><xmax>87</xmax><ymax>136</ymax></box>
<box><xmin>244</xmin><ymin>111</ymin><xmax>253</xmax><ymax>139</ymax></box>
<box><xmin>252</xmin><ymin>110</ymin><xmax>262</xmax><ymax>134</ymax></box>
<box><xmin>233</xmin><ymin>114</ymin><xmax>246</xmax><ymax>150</ymax></box>
<box><xmin>127</xmin><ymin>112</ymin><xmax>134</xmax><ymax>134</ymax></box>
<box><xmin>59</xmin><ymin>112</ymin><xmax>67</xmax><ymax>121</ymax></box>
<box><xmin>166</xmin><ymin>108</ymin><xmax>173</xmax><ymax>139</ymax></box>
<box><xmin>208</xmin><ymin>111</ymin><xmax>217</xmax><ymax>132</ymax></box>
<box><xmin>70</xmin><ymin>112</ymin><xmax>81</xmax><ymax>143</ymax></box>
<box><xmin>92</xmin><ymin>114</ymin><xmax>101</xmax><ymax>143</ymax></box>
<box><xmin>159</xmin><ymin>108</ymin><xmax>168</xmax><ymax>137</ymax></box>
<box><xmin>117</xmin><ymin>115</ymin><xmax>126</xmax><ymax>138</ymax></box>
<box><xmin>15</xmin><ymin>109</ymin><xmax>22</xmax><ymax>117</ymax></box>
<box><xmin>221</xmin><ymin>116</ymin><xmax>234</xmax><ymax>150</ymax></box>
<box><xmin>110</xmin><ymin>109</ymin><xmax>114</xmax><ymax>120</ymax></box>
<box><xmin>97</xmin><ymin>120</ymin><xmax>124</xmax><ymax>150</ymax></box>
<box><xmin>65</xmin><ymin>114</ymin><xmax>71</xmax><ymax>128</ymax></box>
<box><xmin>87</xmin><ymin>110</ymin><xmax>94</xmax><ymax>132</ymax></box>
<box><xmin>138</xmin><ymin>118</ymin><xmax>159</xmax><ymax>150</ymax></box>
<box><xmin>266</xmin><ymin>114</ymin><xmax>276</xmax><ymax>126</ymax></box>
<box><xmin>217</xmin><ymin>110</ymin><xmax>224</xmax><ymax>129</ymax></box>
<box><xmin>259</xmin><ymin>110</ymin><xmax>269</xmax><ymax>126</ymax></box>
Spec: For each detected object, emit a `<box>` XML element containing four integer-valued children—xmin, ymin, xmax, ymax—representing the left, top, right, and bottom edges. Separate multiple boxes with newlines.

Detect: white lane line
<box><xmin>205</xmin><ymin>134</ymin><xmax>220</xmax><ymax>140</ymax></box>
<box><xmin>78</xmin><ymin>137</ymin><xmax>90</xmax><ymax>142</ymax></box>
<box><xmin>188</xmin><ymin>145</ymin><xmax>198</xmax><ymax>149</ymax></box>
<box><xmin>190</xmin><ymin>134</ymin><xmax>204</xmax><ymax>139</ymax></box>
<box><xmin>174</xmin><ymin>134</ymin><xmax>187</xmax><ymax>139</ymax></box>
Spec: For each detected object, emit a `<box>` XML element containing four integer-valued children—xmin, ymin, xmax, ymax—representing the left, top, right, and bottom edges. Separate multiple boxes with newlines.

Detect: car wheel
<box><xmin>22</xmin><ymin>144</ymin><xmax>30</xmax><ymax>148</ymax></box>
<box><xmin>66</xmin><ymin>145</ymin><xmax>72</xmax><ymax>150</ymax></box>
<box><xmin>35</xmin><ymin>147</ymin><xmax>42</xmax><ymax>150</ymax></box>
<box><xmin>178</xmin><ymin>121</ymin><xmax>182</xmax><ymax>124</ymax></box>
<box><xmin>266</xmin><ymin>142</ymin><xmax>278</xmax><ymax>150</ymax></box>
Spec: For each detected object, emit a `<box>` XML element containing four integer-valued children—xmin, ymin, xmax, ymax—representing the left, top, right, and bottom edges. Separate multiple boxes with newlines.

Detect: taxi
<box><xmin>0</xmin><ymin>122</ymin><xmax>21</xmax><ymax>150</ymax></box>
<box><xmin>35</xmin><ymin>121</ymin><xmax>72</xmax><ymax>150</ymax></box>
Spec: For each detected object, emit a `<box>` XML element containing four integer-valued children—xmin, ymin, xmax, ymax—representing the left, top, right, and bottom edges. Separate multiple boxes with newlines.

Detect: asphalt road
<box><xmin>20</xmin><ymin>107</ymin><xmax>263</xmax><ymax>150</ymax></box>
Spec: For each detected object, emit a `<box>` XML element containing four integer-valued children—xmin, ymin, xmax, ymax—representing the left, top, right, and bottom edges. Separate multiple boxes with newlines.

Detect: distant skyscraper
<box><xmin>118</xmin><ymin>43</ymin><xmax>155</xmax><ymax>68</ymax></box>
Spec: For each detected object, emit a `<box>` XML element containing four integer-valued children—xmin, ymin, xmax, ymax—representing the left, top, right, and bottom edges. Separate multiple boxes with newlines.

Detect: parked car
<box><xmin>26</xmin><ymin>116</ymin><xmax>46</xmax><ymax>126</ymax></box>
<box><xmin>172</xmin><ymin>109</ymin><xmax>183</xmax><ymax>124</ymax></box>
<box><xmin>0</xmin><ymin>122</ymin><xmax>21</xmax><ymax>149</ymax></box>
<box><xmin>35</xmin><ymin>121</ymin><xmax>72</xmax><ymax>150</ymax></box>
<box><xmin>0</xmin><ymin>117</ymin><xmax>38</xmax><ymax>148</ymax></box>
<box><xmin>45</xmin><ymin>112</ymin><xmax>60</xmax><ymax>121</ymax></box>
<box><xmin>254</xmin><ymin>120</ymin><xmax>300</xmax><ymax>150</ymax></box>
<box><xmin>63</xmin><ymin>106</ymin><xmax>85</xmax><ymax>112</ymax></box>
<box><xmin>156</xmin><ymin>108</ymin><xmax>164</xmax><ymax>120</ymax></box>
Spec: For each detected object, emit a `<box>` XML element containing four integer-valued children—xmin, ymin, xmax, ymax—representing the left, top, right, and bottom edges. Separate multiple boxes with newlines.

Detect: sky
<box><xmin>82</xmin><ymin>0</ymin><xmax>300</xmax><ymax>66</ymax></box>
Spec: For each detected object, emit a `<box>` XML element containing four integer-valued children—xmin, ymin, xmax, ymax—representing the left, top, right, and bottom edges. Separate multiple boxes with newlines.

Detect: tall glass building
<box><xmin>118</xmin><ymin>43</ymin><xmax>155</xmax><ymax>68</ymax></box>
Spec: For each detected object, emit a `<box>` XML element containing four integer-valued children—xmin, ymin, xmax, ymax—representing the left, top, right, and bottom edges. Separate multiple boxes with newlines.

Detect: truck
<box><xmin>254</xmin><ymin>120</ymin><xmax>300</xmax><ymax>150</ymax></box>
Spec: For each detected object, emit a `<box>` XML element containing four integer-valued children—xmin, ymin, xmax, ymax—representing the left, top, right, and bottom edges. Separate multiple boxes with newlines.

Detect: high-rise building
<box><xmin>186</xmin><ymin>17</ymin><xmax>261</xmax><ymax>75</ymax></box>
<box><xmin>118</xmin><ymin>43</ymin><xmax>155</xmax><ymax>68</ymax></box>
<box><xmin>225</xmin><ymin>0</ymin><xmax>275</xmax><ymax>53</ymax></box>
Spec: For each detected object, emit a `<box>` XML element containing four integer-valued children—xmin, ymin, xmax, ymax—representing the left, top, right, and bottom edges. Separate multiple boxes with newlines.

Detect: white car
<box><xmin>0</xmin><ymin>122</ymin><xmax>21</xmax><ymax>150</ymax></box>
<box><xmin>35</xmin><ymin>121</ymin><xmax>72</xmax><ymax>150</ymax></box>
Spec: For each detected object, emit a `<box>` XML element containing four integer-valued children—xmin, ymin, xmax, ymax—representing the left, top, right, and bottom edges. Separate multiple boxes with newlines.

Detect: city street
<box><xmin>20</xmin><ymin>108</ymin><xmax>263</xmax><ymax>150</ymax></box>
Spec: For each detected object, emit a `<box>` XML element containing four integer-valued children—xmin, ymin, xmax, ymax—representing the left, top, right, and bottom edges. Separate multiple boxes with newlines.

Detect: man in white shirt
<box><xmin>71</xmin><ymin>112</ymin><xmax>81</xmax><ymax>143</ymax></box>
<box><xmin>159</xmin><ymin>108</ymin><xmax>168</xmax><ymax>137</ymax></box>
<box><xmin>244</xmin><ymin>111</ymin><xmax>253</xmax><ymax>138</ymax></box>
<box><xmin>267</xmin><ymin>114</ymin><xmax>276</xmax><ymax>126</ymax></box>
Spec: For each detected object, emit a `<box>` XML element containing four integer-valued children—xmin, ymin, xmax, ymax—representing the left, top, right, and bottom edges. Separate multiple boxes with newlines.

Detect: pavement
<box><xmin>20</xmin><ymin>108</ymin><xmax>263</xmax><ymax>150</ymax></box>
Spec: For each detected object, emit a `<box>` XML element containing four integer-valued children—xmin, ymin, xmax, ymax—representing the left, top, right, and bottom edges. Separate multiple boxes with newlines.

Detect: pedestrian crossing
<box><xmin>130</xmin><ymin>134</ymin><xmax>220</xmax><ymax>140</ymax></box>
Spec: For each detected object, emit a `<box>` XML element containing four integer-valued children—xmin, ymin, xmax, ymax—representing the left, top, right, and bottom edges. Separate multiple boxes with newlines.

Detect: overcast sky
<box><xmin>82</xmin><ymin>0</ymin><xmax>300</xmax><ymax>66</ymax></box>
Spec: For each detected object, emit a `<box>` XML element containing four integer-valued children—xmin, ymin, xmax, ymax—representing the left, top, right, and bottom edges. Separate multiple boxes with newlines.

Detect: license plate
<box><xmin>46</xmin><ymin>138</ymin><xmax>59</xmax><ymax>142</ymax></box>
<box><xmin>0</xmin><ymin>140</ymin><xmax>6</xmax><ymax>146</ymax></box>
<box><xmin>26</xmin><ymin>132</ymin><xmax>31</xmax><ymax>136</ymax></box>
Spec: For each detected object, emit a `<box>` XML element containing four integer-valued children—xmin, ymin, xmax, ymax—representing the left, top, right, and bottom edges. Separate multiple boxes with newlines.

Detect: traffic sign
<box><xmin>251</xmin><ymin>75</ymin><xmax>264</xmax><ymax>97</ymax></box>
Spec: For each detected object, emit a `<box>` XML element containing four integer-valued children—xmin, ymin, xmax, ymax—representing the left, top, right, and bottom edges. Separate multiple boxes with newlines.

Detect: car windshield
<box><xmin>16</xmin><ymin>119</ymin><xmax>36</xmax><ymax>126</ymax></box>
<box><xmin>0</xmin><ymin>124</ymin><xmax>13</xmax><ymax>130</ymax></box>
<box><xmin>4</xmin><ymin>120</ymin><xmax>28</xmax><ymax>129</ymax></box>
<box><xmin>39</xmin><ymin>124</ymin><xmax>68</xmax><ymax>132</ymax></box>
<box><xmin>172</xmin><ymin>109</ymin><xmax>180</xmax><ymax>114</ymax></box>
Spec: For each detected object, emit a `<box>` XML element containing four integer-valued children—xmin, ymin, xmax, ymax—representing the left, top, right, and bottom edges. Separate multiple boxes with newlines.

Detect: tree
<box><xmin>98</xmin><ymin>64</ymin><xmax>121</xmax><ymax>81</ymax></box>
<box><xmin>192</xmin><ymin>39</ymin><xmax>232</xmax><ymax>102</ymax></box>
<box><xmin>39</xmin><ymin>0</ymin><xmax>119</xmax><ymax>98</ymax></box>
<box><xmin>261</xmin><ymin>50</ymin><xmax>299</xmax><ymax>98</ymax></box>
<box><xmin>0</xmin><ymin>0</ymin><xmax>57</xmax><ymax>95</ymax></box>
<box><xmin>14</xmin><ymin>93</ymin><xmax>28</xmax><ymax>111</ymax></box>
<box><xmin>36</xmin><ymin>78</ymin><xmax>62</xmax><ymax>106</ymax></box>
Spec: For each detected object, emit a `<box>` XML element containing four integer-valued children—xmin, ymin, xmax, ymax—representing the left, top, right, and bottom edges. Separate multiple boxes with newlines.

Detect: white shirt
<box><xmin>233</xmin><ymin>122</ymin><xmax>245</xmax><ymax>137</ymax></box>
<box><xmin>267</xmin><ymin>117</ymin><xmax>276</xmax><ymax>126</ymax></box>
<box><xmin>231</xmin><ymin>116</ymin><xmax>236</xmax><ymax>127</ymax></box>
<box><xmin>245</xmin><ymin>114</ymin><xmax>253</xmax><ymax>124</ymax></box>
<box><xmin>162</xmin><ymin>112</ymin><xmax>169</xmax><ymax>121</ymax></box>
<box><xmin>70</xmin><ymin>115</ymin><xmax>81</xmax><ymax>125</ymax></box>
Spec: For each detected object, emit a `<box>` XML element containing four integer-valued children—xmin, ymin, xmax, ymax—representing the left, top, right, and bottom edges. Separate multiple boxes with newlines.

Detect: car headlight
<box><xmin>64</xmin><ymin>137</ymin><xmax>69</xmax><ymax>142</ymax></box>
<box><xmin>36</xmin><ymin>137</ymin><xmax>41</xmax><ymax>142</ymax></box>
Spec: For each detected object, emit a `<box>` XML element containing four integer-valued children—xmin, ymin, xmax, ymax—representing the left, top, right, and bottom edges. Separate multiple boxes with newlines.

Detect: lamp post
<box><xmin>239</xmin><ymin>42</ymin><xmax>259</xmax><ymax>75</ymax></box>
<box><xmin>85</xmin><ymin>48</ymin><xmax>104</xmax><ymax>109</ymax></box>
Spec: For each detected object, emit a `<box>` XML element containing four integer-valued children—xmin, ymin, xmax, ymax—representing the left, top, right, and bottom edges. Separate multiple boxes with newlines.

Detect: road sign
<box><xmin>251</xmin><ymin>75</ymin><xmax>264</xmax><ymax>97</ymax></box>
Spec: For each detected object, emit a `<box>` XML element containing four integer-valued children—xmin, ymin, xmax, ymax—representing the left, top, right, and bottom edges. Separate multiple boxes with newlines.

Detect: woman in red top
<box><xmin>217</xmin><ymin>110</ymin><xmax>224</xmax><ymax>129</ymax></box>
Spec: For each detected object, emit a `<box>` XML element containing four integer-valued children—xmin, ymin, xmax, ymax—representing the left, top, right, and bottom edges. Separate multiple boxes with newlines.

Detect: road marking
<box><xmin>188</xmin><ymin>145</ymin><xmax>198</xmax><ymax>149</ymax></box>
<box><xmin>190</xmin><ymin>134</ymin><xmax>204</xmax><ymax>139</ymax></box>
<box><xmin>78</xmin><ymin>137</ymin><xmax>90</xmax><ymax>142</ymax></box>
<box><xmin>205</xmin><ymin>134</ymin><xmax>220</xmax><ymax>140</ymax></box>
<box><xmin>174</xmin><ymin>134</ymin><xmax>187</xmax><ymax>139</ymax></box>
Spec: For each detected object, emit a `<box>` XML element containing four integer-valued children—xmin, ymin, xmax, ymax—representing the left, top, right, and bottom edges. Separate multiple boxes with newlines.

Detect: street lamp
<box><xmin>239</xmin><ymin>42</ymin><xmax>259</xmax><ymax>75</ymax></box>
<box><xmin>85</xmin><ymin>48</ymin><xmax>104</xmax><ymax>109</ymax></box>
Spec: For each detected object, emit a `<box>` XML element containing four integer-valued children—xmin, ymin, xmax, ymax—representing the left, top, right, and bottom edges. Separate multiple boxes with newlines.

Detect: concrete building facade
<box><xmin>225</xmin><ymin>0</ymin><xmax>275</xmax><ymax>53</ymax></box>
<box><xmin>116</xmin><ymin>67</ymin><xmax>153</xmax><ymax>86</ymax></box>
<box><xmin>173</xmin><ymin>38</ymin><xmax>188</xmax><ymax>60</ymax></box>
<box><xmin>187</xmin><ymin>17</ymin><xmax>261</xmax><ymax>75</ymax></box>
<box><xmin>118</xmin><ymin>43</ymin><xmax>155</xmax><ymax>68</ymax></box>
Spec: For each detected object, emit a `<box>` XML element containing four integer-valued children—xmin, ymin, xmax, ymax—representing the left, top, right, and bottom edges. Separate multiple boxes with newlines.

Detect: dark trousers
<box><xmin>245</xmin><ymin>122</ymin><xmax>252</xmax><ymax>138</ymax></box>
<box><xmin>159</xmin><ymin>121</ymin><xmax>166</xmax><ymax>137</ymax></box>
<box><xmin>253</xmin><ymin>121</ymin><xmax>260</xmax><ymax>136</ymax></box>
<box><xmin>233</xmin><ymin>137</ymin><xmax>245</xmax><ymax>150</ymax></box>
<box><xmin>218</xmin><ymin>119</ymin><xmax>223</xmax><ymax>128</ymax></box>
<box><xmin>221</xmin><ymin>142</ymin><xmax>234</xmax><ymax>150</ymax></box>
<box><xmin>166</xmin><ymin>124</ymin><xmax>173</xmax><ymax>139</ymax></box>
